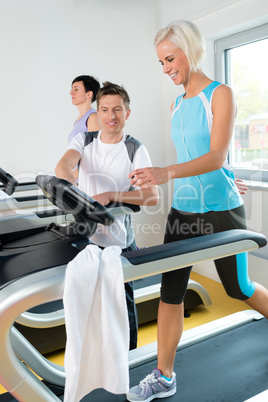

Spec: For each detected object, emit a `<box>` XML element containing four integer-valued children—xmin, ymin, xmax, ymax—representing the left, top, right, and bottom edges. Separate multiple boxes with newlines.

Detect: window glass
<box><xmin>228</xmin><ymin>38</ymin><xmax>268</xmax><ymax>170</ymax></box>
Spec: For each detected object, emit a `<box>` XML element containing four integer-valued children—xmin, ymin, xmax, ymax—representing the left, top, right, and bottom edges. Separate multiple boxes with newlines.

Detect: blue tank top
<box><xmin>68</xmin><ymin>108</ymin><xmax>97</xmax><ymax>143</ymax></box>
<box><xmin>171</xmin><ymin>81</ymin><xmax>243</xmax><ymax>213</ymax></box>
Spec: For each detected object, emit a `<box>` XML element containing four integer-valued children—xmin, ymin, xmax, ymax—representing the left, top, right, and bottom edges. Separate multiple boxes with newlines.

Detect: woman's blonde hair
<box><xmin>154</xmin><ymin>20</ymin><xmax>206</xmax><ymax>71</ymax></box>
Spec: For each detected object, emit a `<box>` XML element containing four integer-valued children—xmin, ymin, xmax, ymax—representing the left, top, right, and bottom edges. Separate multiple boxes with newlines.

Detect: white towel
<box><xmin>63</xmin><ymin>244</ymin><xmax>129</xmax><ymax>402</ymax></box>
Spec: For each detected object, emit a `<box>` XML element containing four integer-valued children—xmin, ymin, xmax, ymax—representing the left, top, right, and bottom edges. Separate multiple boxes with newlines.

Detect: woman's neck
<box><xmin>76</xmin><ymin>102</ymin><xmax>92</xmax><ymax>120</ymax></box>
<box><xmin>183</xmin><ymin>70</ymin><xmax>212</xmax><ymax>99</ymax></box>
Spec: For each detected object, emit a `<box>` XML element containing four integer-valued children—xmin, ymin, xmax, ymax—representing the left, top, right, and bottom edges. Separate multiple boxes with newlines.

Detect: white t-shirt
<box><xmin>68</xmin><ymin>131</ymin><xmax>152</xmax><ymax>248</ymax></box>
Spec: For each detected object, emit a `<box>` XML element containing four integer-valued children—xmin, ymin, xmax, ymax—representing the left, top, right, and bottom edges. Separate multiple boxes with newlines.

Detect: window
<box><xmin>215</xmin><ymin>24</ymin><xmax>268</xmax><ymax>181</ymax></box>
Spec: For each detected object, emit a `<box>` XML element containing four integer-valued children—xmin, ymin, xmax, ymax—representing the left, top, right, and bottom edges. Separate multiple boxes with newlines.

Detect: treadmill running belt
<box><xmin>79</xmin><ymin>317</ymin><xmax>268</xmax><ymax>402</ymax></box>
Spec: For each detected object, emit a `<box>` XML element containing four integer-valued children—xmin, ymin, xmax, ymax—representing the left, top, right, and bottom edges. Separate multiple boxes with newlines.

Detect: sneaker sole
<box><xmin>126</xmin><ymin>386</ymin><xmax>177</xmax><ymax>402</ymax></box>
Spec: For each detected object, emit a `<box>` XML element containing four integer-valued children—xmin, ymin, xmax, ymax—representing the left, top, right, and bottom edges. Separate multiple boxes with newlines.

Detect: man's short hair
<box><xmin>96</xmin><ymin>81</ymin><xmax>130</xmax><ymax>110</ymax></box>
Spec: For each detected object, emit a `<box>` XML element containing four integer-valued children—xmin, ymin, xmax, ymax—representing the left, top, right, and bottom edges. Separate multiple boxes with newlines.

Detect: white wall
<box><xmin>0</xmin><ymin>0</ymin><xmax>167</xmax><ymax>246</ymax></box>
<box><xmin>0</xmin><ymin>0</ymin><xmax>164</xmax><ymax>174</ymax></box>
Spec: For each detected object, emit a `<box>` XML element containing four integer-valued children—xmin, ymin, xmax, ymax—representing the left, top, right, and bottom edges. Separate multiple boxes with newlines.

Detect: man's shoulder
<box><xmin>124</xmin><ymin>134</ymin><xmax>143</xmax><ymax>163</ymax></box>
<box><xmin>124</xmin><ymin>134</ymin><xmax>142</xmax><ymax>147</ymax></box>
<box><xmin>83</xmin><ymin>131</ymin><xmax>99</xmax><ymax>147</ymax></box>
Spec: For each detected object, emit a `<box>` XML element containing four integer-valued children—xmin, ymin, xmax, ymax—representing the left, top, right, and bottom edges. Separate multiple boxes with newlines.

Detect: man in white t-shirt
<box><xmin>55</xmin><ymin>81</ymin><xmax>159</xmax><ymax>349</ymax></box>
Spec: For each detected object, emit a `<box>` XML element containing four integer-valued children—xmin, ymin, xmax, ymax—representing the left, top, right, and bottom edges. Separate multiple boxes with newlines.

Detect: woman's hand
<box><xmin>129</xmin><ymin>167</ymin><xmax>171</xmax><ymax>188</ymax></box>
<box><xmin>235</xmin><ymin>179</ymin><xmax>248</xmax><ymax>195</ymax></box>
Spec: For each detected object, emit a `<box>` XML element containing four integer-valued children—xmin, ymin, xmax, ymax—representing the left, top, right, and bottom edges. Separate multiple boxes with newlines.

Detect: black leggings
<box><xmin>161</xmin><ymin>205</ymin><xmax>255</xmax><ymax>304</ymax></box>
<box><xmin>100</xmin><ymin>241</ymin><xmax>137</xmax><ymax>350</ymax></box>
<box><xmin>123</xmin><ymin>241</ymin><xmax>138</xmax><ymax>350</ymax></box>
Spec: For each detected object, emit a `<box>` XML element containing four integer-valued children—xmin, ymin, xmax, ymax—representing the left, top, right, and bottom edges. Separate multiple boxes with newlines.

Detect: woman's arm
<box><xmin>129</xmin><ymin>85</ymin><xmax>236</xmax><ymax>188</ymax></box>
<box><xmin>87</xmin><ymin>112</ymin><xmax>100</xmax><ymax>131</ymax></box>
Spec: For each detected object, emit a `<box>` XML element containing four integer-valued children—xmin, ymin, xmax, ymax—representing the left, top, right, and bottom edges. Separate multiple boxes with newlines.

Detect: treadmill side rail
<box><xmin>134</xmin><ymin>278</ymin><xmax>212</xmax><ymax>306</ymax></box>
<box><xmin>121</xmin><ymin>237</ymin><xmax>265</xmax><ymax>282</ymax></box>
<box><xmin>0</xmin><ymin>266</ymin><xmax>66</xmax><ymax>401</ymax></box>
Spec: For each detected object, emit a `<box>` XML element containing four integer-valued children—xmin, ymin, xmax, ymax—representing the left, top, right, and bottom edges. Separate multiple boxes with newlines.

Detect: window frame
<box><xmin>214</xmin><ymin>23</ymin><xmax>268</xmax><ymax>182</ymax></box>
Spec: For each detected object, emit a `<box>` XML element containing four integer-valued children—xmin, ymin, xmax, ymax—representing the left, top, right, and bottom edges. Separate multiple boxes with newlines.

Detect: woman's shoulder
<box><xmin>202</xmin><ymin>80</ymin><xmax>221</xmax><ymax>97</ymax></box>
<box><xmin>212</xmin><ymin>83</ymin><xmax>236</xmax><ymax>113</ymax></box>
<box><xmin>87</xmin><ymin>109</ymin><xmax>100</xmax><ymax>131</ymax></box>
<box><xmin>211</xmin><ymin>81</ymin><xmax>234</xmax><ymax>94</ymax></box>
<box><xmin>203</xmin><ymin>81</ymin><xmax>234</xmax><ymax>105</ymax></box>
<box><xmin>213</xmin><ymin>82</ymin><xmax>234</xmax><ymax>100</ymax></box>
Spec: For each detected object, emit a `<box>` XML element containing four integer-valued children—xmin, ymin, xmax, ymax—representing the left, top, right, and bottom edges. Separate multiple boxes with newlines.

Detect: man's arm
<box><xmin>55</xmin><ymin>149</ymin><xmax>81</xmax><ymax>186</ymax></box>
<box><xmin>93</xmin><ymin>187</ymin><xmax>159</xmax><ymax>207</ymax></box>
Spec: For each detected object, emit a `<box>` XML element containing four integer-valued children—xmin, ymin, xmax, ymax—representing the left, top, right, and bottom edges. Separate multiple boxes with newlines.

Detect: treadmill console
<box><xmin>0</xmin><ymin>167</ymin><xmax>19</xmax><ymax>196</ymax></box>
<box><xmin>36</xmin><ymin>175</ymin><xmax>114</xmax><ymax>238</ymax></box>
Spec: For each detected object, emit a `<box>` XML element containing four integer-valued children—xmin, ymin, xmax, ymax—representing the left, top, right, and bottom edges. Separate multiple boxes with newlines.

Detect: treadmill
<box><xmin>0</xmin><ymin>175</ymin><xmax>266</xmax><ymax>401</ymax></box>
<box><xmin>0</xmin><ymin>167</ymin><xmax>75</xmax><ymax>236</ymax></box>
<box><xmin>0</xmin><ymin>175</ymin><xmax>141</xmax><ymax>355</ymax></box>
<box><xmin>0</xmin><ymin>167</ymin><xmax>39</xmax><ymax>195</ymax></box>
<box><xmin>0</xmin><ymin>167</ymin><xmax>51</xmax><ymax>213</ymax></box>
<box><xmin>0</xmin><ymin>175</ymin><xmax>211</xmax><ymax>355</ymax></box>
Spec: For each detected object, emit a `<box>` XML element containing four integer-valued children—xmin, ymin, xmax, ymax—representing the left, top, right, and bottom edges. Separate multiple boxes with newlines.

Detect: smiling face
<box><xmin>97</xmin><ymin>94</ymin><xmax>130</xmax><ymax>143</ymax></box>
<box><xmin>157</xmin><ymin>39</ymin><xmax>190</xmax><ymax>86</ymax></box>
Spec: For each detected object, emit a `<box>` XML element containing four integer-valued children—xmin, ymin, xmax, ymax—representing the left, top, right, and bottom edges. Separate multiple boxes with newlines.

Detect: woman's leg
<box><xmin>244</xmin><ymin>282</ymin><xmax>268</xmax><ymax>319</ymax></box>
<box><xmin>156</xmin><ymin>208</ymin><xmax>198</xmax><ymax>377</ymax></box>
<box><xmin>157</xmin><ymin>260</ymin><xmax>192</xmax><ymax>378</ymax></box>
<box><xmin>157</xmin><ymin>300</ymin><xmax>184</xmax><ymax>378</ymax></box>
<box><xmin>216</xmin><ymin>254</ymin><xmax>268</xmax><ymax>317</ymax></box>
<box><xmin>211</xmin><ymin>207</ymin><xmax>268</xmax><ymax>319</ymax></box>
<box><xmin>127</xmin><ymin>209</ymin><xmax>210</xmax><ymax>400</ymax></box>
<box><xmin>217</xmin><ymin>256</ymin><xmax>268</xmax><ymax>319</ymax></box>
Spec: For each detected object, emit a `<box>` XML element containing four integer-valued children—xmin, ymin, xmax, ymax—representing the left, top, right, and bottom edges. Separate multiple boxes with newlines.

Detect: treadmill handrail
<box><xmin>0</xmin><ymin>195</ymin><xmax>52</xmax><ymax>212</ymax></box>
<box><xmin>16</xmin><ymin>309</ymin><xmax>65</xmax><ymax>328</ymax></box>
<box><xmin>9</xmin><ymin>194</ymin><xmax>47</xmax><ymax>203</ymax></box>
<box><xmin>0</xmin><ymin>229</ymin><xmax>266</xmax><ymax>291</ymax></box>
<box><xmin>121</xmin><ymin>229</ymin><xmax>267</xmax><ymax>265</ymax></box>
<box><xmin>8</xmin><ymin>181</ymin><xmax>38</xmax><ymax>193</ymax></box>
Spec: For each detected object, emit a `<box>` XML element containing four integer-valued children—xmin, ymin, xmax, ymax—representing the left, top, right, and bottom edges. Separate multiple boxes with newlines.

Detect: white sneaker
<box><xmin>126</xmin><ymin>369</ymin><xmax>177</xmax><ymax>402</ymax></box>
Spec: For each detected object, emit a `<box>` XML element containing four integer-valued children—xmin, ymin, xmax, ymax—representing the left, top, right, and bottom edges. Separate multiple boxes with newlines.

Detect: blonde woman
<box><xmin>127</xmin><ymin>20</ymin><xmax>268</xmax><ymax>402</ymax></box>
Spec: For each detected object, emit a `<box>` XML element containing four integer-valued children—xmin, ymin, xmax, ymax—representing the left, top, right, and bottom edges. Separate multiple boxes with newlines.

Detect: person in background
<box><xmin>68</xmin><ymin>75</ymin><xmax>100</xmax><ymax>144</ymax></box>
<box><xmin>126</xmin><ymin>20</ymin><xmax>268</xmax><ymax>401</ymax></box>
<box><xmin>68</xmin><ymin>75</ymin><xmax>100</xmax><ymax>180</ymax></box>
<box><xmin>56</xmin><ymin>81</ymin><xmax>159</xmax><ymax>350</ymax></box>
